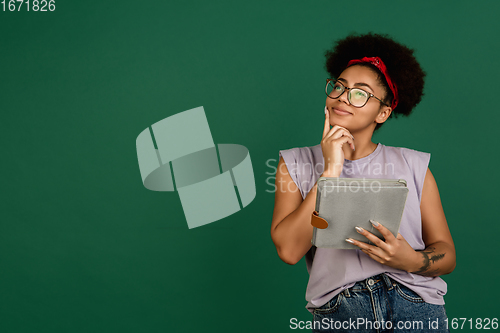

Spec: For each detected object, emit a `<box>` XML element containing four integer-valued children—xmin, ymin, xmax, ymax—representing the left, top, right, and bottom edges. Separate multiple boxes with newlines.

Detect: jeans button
<box><xmin>367</xmin><ymin>279</ymin><xmax>374</xmax><ymax>286</ymax></box>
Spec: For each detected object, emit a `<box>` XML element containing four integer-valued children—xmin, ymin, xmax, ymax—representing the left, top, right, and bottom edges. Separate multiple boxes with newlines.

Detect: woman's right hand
<box><xmin>321</xmin><ymin>106</ymin><xmax>355</xmax><ymax>177</ymax></box>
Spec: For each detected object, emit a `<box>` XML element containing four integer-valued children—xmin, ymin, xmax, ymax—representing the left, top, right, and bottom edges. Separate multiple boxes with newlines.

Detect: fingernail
<box><xmin>369</xmin><ymin>220</ymin><xmax>379</xmax><ymax>227</ymax></box>
<box><xmin>345</xmin><ymin>238</ymin><xmax>354</xmax><ymax>244</ymax></box>
<box><xmin>325</xmin><ymin>107</ymin><xmax>328</xmax><ymax>115</ymax></box>
<box><xmin>355</xmin><ymin>226</ymin><xmax>364</xmax><ymax>233</ymax></box>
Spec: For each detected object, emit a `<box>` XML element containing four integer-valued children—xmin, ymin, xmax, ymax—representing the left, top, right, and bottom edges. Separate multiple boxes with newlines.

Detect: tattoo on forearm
<box><xmin>413</xmin><ymin>246</ymin><xmax>446</xmax><ymax>276</ymax></box>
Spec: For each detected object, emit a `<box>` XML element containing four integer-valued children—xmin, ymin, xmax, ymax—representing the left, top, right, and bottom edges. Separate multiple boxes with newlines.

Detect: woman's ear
<box><xmin>375</xmin><ymin>106</ymin><xmax>392</xmax><ymax>124</ymax></box>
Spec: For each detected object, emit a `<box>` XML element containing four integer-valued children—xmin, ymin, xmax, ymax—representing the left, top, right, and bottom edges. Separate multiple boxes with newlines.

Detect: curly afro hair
<box><xmin>324</xmin><ymin>32</ymin><xmax>426</xmax><ymax>131</ymax></box>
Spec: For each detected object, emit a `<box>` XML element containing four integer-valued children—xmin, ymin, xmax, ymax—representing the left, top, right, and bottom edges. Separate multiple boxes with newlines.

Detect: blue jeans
<box><xmin>312</xmin><ymin>274</ymin><xmax>449</xmax><ymax>333</ymax></box>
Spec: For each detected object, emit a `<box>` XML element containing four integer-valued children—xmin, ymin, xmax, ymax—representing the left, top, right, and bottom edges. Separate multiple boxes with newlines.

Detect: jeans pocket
<box><xmin>313</xmin><ymin>292</ymin><xmax>343</xmax><ymax>315</ymax></box>
<box><xmin>395</xmin><ymin>283</ymin><xmax>425</xmax><ymax>303</ymax></box>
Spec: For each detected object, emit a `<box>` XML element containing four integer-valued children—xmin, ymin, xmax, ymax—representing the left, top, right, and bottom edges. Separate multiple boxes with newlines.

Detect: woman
<box><xmin>271</xmin><ymin>33</ymin><xmax>455</xmax><ymax>332</ymax></box>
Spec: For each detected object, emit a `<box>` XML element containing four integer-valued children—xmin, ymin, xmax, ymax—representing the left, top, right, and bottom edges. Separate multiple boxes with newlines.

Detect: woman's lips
<box><xmin>333</xmin><ymin>108</ymin><xmax>352</xmax><ymax>115</ymax></box>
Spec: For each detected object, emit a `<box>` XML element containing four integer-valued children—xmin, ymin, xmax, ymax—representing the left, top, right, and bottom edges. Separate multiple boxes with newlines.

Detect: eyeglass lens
<box><xmin>326</xmin><ymin>81</ymin><xmax>369</xmax><ymax>107</ymax></box>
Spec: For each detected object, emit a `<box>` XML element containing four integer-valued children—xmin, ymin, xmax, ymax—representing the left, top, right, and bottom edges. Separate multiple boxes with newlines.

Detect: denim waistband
<box><xmin>343</xmin><ymin>273</ymin><xmax>395</xmax><ymax>297</ymax></box>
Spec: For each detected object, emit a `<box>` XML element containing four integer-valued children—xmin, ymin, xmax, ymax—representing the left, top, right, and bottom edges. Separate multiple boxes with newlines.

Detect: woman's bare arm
<box><xmin>270</xmin><ymin>156</ymin><xmax>320</xmax><ymax>265</ymax></box>
<box><xmin>271</xmin><ymin>112</ymin><xmax>355</xmax><ymax>265</ymax></box>
<box><xmin>410</xmin><ymin>168</ymin><xmax>456</xmax><ymax>276</ymax></box>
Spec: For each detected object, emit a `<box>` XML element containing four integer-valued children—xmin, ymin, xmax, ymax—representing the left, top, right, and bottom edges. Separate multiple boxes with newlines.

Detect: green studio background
<box><xmin>0</xmin><ymin>1</ymin><xmax>498</xmax><ymax>332</ymax></box>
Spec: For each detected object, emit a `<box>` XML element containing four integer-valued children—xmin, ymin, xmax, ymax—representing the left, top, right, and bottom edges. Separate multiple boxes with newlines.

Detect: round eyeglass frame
<box><xmin>325</xmin><ymin>79</ymin><xmax>389</xmax><ymax>108</ymax></box>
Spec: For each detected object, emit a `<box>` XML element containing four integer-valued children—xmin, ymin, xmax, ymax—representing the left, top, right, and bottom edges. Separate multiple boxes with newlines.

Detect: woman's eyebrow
<box><xmin>337</xmin><ymin>78</ymin><xmax>375</xmax><ymax>92</ymax></box>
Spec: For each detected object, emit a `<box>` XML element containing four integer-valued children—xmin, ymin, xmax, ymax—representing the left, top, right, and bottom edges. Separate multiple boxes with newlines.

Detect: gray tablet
<box><xmin>311</xmin><ymin>177</ymin><xmax>409</xmax><ymax>249</ymax></box>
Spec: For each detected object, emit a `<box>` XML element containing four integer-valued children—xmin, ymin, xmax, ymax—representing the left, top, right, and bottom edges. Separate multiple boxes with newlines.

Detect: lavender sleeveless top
<box><xmin>278</xmin><ymin>142</ymin><xmax>447</xmax><ymax>314</ymax></box>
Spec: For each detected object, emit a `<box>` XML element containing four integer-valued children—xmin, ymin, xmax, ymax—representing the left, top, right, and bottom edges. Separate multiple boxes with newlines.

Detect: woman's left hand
<box><xmin>347</xmin><ymin>220</ymin><xmax>420</xmax><ymax>272</ymax></box>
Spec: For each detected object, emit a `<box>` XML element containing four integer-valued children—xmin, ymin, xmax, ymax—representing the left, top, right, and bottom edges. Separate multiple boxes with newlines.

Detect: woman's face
<box><xmin>325</xmin><ymin>64</ymin><xmax>391</xmax><ymax>132</ymax></box>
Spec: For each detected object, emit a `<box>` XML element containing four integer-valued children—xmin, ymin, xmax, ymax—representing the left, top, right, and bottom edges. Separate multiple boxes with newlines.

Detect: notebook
<box><xmin>311</xmin><ymin>177</ymin><xmax>409</xmax><ymax>249</ymax></box>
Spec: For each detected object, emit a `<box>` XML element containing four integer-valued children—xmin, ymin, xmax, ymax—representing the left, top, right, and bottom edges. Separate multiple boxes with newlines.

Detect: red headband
<box><xmin>347</xmin><ymin>56</ymin><xmax>398</xmax><ymax>110</ymax></box>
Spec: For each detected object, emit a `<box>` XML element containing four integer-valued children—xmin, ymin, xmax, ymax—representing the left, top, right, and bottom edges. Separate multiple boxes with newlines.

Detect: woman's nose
<box><xmin>338</xmin><ymin>89</ymin><xmax>350</xmax><ymax>105</ymax></box>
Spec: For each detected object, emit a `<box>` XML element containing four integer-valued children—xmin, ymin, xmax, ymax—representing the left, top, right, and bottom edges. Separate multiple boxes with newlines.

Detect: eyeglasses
<box><xmin>325</xmin><ymin>79</ymin><xmax>389</xmax><ymax>108</ymax></box>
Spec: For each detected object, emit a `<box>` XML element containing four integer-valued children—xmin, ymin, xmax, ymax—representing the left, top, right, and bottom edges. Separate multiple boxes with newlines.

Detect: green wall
<box><xmin>1</xmin><ymin>1</ymin><xmax>498</xmax><ymax>332</ymax></box>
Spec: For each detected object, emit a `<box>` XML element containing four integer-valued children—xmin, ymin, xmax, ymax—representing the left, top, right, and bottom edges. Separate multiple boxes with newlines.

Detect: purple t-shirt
<box><xmin>278</xmin><ymin>142</ymin><xmax>447</xmax><ymax>314</ymax></box>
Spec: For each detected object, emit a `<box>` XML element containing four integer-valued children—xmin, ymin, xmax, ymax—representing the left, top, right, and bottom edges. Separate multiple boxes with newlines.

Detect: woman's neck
<box><xmin>342</xmin><ymin>132</ymin><xmax>377</xmax><ymax>161</ymax></box>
